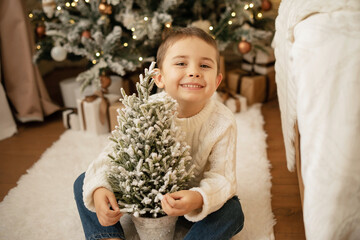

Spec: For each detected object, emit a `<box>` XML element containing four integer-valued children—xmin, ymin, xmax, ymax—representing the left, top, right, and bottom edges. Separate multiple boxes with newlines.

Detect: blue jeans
<box><xmin>74</xmin><ymin>173</ymin><xmax>244</xmax><ymax>240</ymax></box>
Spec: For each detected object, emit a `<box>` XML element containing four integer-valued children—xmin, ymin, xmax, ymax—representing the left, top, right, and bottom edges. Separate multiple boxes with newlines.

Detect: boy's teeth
<box><xmin>182</xmin><ymin>84</ymin><xmax>202</xmax><ymax>88</ymax></box>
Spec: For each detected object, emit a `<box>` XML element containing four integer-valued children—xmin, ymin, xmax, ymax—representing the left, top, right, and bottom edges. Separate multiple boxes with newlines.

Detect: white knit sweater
<box><xmin>83</xmin><ymin>94</ymin><xmax>237</xmax><ymax>222</ymax></box>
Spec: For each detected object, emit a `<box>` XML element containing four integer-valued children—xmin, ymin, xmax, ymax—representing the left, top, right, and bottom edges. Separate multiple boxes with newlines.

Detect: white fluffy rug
<box><xmin>0</xmin><ymin>104</ymin><xmax>275</xmax><ymax>240</ymax></box>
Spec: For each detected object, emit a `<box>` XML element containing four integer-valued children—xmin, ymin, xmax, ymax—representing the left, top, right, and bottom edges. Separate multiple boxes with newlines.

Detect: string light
<box><xmin>228</xmin><ymin>20</ymin><xmax>233</xmax><ymax>25</ymax></box>
<box><xmin>209</xmin><ymin>26</ymin><xmax>214</xmax><ymax>31</ymax></box>
<box><xmin>65</xmin><ymin>2</ymin><xmax>70</xmax><ymax>7</ymax></box>
<box><xmin>69</xmin><ymin>19</ymin><xmax>75</xmax><ymax>24</ymax></box>
<box><xmin>29</xmin><ymin>13</ymin><xmax>33</xmax><ymax>18</ymax></box>
<box><xmin>144</xmin><ymin>16</ymin><xmax>149</xmax><ymax>21</ymax></box>
<box><xmin>132</xmin><ymin>35</ymin><xmax>137</xmax><ymax>39</ymax></box>
<box><xmin>92</xmin><ymin>60</ymin><xmax>97</xmax><ymax>64</ymax></box>
<box><xmin>165</xmin><ymin>22</ymin><xmax>172</xmax><ymax>28</ymax></box>
<box><xmin>257</xmin><ymin>12</ymin><xmax>263</xmax><ymax>18</ymax></box>
<box><xmin>139</xmin><ymin>57</ymin><xmax>143</xmax><ymax>61</ymax></box>
<box><xmin>36</xmin><ymin>45</ymin><xmax>41</xmax><ymax>50</ymax></box>
<box><xmin>74</xmin><ymin>0</ymin><xmax>78</xmax><ymax>2</ymax></box>
<box><xmin>231</xmin><ymin>12</ymin><xmax>236</xmax><ymax>17</ymax></box>
<box><xmin>131</xmin><ymin>27</ymin><xmax>135</xmax><ymax>32</ymax></box>
<box><xmin>249</xmin><ymin>3</ymin><xmax>254</xmax><ymax>8</ymax></box>
<box><xmin>123</xmin><ymin>42</ymin><xmax>128</xmax><ymax>47</ymax></box>
<box><xmin>95</xmin><ymin>52</ymin><xmax>100</xmax><ymax>57</ymax></box>
<box><xmin>57</xmin><ymin>6</ymin><xmax>62</xmax><ymax>10</ymax></box>
<box><xmin>85</xmin><ymin>0</ymin><xmax>90</xmax><ymax>2</ymax></box>
<box><xmin>244</xmin><ymin>4</ymin><xmax>249</xmax><ymax>10</ymax></box>
<box><xmin>71</xmin><ymin>2</ymin><xmax>77</xmax><ymax>7</ymax></box>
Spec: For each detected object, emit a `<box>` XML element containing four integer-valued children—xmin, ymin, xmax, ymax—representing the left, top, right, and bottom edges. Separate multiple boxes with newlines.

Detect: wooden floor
<box><xmin>0</xmin><ymin>82</ymin><xmax>305</xmax><ymax>239</ymax></box>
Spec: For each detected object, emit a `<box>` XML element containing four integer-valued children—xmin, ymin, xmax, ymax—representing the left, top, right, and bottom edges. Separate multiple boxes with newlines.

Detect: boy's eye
<box><xmin>200</xmin><ymin>64</ymin><xmax>211</xmax><ymax>68</ymax></box>
<box><xmin>175</xmin><ymin>62</ymin><xmax>186</xmax><ymax>66</ymax></box>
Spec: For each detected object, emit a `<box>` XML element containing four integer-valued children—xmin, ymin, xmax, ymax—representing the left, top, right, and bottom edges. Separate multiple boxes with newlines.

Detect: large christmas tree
<box><xmin>30</xmin><ymin>0</ymin><xmax>274</xmax><ymax>92</ymax></box>
<box><xmin>107</xmin><ymin>62</ymin><xmax>194</xmax><ymax>218</ymax></box>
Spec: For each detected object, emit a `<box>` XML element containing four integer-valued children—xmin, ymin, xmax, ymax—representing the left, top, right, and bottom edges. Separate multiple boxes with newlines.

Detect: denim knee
<box><xmin>230</xmin><ymin>196</ymin><xmax>244</xmax><ymax>233</ymax></box>
<box><xmin>73</xmin><ymin>172</ymin><xmax>85</xmax><ymax>201</ymax></box>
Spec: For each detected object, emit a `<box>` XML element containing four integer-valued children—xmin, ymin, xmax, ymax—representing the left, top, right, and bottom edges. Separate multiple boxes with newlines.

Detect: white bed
<box><xmin>272</xmin><ymin>0</ymin><xmax>360</xmax><ymax>239</ymax></box>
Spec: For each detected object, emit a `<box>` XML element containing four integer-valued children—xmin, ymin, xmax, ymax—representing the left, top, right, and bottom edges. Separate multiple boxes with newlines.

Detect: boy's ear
<box><xmin>153</xmin><ymin>68</ymin><xmax>165</xmax><ymax>89</ymax></box>
<box><xmin>215</xmin><ymin>73</ymin><xmax>223</xmax><ymax>88</ymax></box>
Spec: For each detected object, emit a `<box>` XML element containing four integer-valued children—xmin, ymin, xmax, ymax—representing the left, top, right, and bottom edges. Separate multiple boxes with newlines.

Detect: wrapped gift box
<box><xmin>227</xmin><ymin>69</ymin><xmax>277</xmax><ymax>105</ymax></box>
<box><xmin>109</xmin><ymin>101</ymin><xmax>125</xmax><ymax>131</ymax></box>
<box><xmin>241</xmin><ymin>46</ymin><xmax>275</xmax><ymax>75</ymax></box>
<box><xmin>212</xmin><ymin>91</ymin><xmax>247</xmax><ymax>113</ymax></box>
<box><xmin>77</xmin><ymin>93</ymin><xmax>120</xmax><ymax>135</ymax></box>
<box><xmin>60</xmin><ymin>76</ymin><xmax>130</xmax><ymax>108</ymax></box>
<box><xmin>62</xmin><ymin>109</ymin><xmax>80</xmax><ymax>130</ymax></box>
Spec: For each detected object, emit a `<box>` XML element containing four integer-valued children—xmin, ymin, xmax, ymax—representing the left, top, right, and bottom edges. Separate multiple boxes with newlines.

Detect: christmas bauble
<box><xmin>261</xmin><ymin>0</ymin><xmax>272</xmax><ymax>11</ymax></box>
<box><xmin>42</xmin><ymin>0</ymin><xmax>56</xmax><ymax>18</ymax></box>
<box><xmin>99</xmin><ymin>2</ymin><xmax>112</xmax><ymax>15</ymax></box>
<box><xmin>238</xmin><ymin>40</ymin><xmax>252</xmax><ymax>54</ymax></box>
<box><xmin>82</xmin><ymin>30</ymin><xmax>91</xmax><ymax>39</ymax></box>
<box><xmin>100</xmin><ymin>73</ymin><xmax>111</xmax><ymax>90</ymax></box>
<box><xmin>51</xmin><ymin>46</ymin><xmax>67</xmax><ymax>61</ymax></box>
<box><xmin>36</xmin><ymin>25</ymin><xmax>46</xmax><ymax>38</ymax></box>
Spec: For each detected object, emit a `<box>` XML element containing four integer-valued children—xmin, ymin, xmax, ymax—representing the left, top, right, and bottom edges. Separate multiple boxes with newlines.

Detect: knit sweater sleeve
<box><xmin>82</xmin><ymin>141</ymin><xmax>115</xmax><ymax>212</ymax></box>
<box><xmin>184</xmin><ymin>115</ymin><xmax>237</xmax><ymax>222</ymax></box>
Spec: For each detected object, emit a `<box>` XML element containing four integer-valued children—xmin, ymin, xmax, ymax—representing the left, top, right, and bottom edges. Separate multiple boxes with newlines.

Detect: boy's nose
<box><xmin>188</xmin><ymin>73</ymin><xmax>201</xmax><ymax>78</ymax></box>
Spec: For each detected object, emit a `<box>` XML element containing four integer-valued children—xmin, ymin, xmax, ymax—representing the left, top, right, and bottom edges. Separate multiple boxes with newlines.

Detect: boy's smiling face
<box><xmin>154</xmin><ymin>37</ymin><xmax>222</xmax><ymax>116</ymax></box>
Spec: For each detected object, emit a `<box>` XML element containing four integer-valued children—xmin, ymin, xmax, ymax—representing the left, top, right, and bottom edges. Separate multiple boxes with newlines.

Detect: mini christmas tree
<box><xmin>107</xmin><ymin>62</ymin><xmax>194</xmax><ymax>218</ymax></box>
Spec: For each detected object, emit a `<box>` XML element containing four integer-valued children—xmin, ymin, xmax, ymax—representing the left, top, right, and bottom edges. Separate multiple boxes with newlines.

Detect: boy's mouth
<box><xmin>180</xmin><ymin>83</ymin><xmax>204</xmax><ymax>89</ymax></box>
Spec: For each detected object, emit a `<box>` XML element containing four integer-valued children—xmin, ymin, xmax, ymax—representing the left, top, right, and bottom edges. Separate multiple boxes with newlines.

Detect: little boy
<box><xmin>74</xmin><ymin>27</ymin><xmax>244</xmax><ymax>240</ymax></box>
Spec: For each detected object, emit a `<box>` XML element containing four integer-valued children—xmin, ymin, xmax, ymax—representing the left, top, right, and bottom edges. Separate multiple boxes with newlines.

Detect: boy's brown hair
<box><xmin>156</xmin><ymin>27</ymin><xmax>220</xmax><ymax>74</ymax></box>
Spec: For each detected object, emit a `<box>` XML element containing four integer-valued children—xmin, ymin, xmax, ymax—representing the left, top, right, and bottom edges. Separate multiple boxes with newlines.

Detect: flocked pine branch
<box><xmin>107</xmin><ymin>62</ymin><xmax>195</xmax><ymax>218</ymax></box>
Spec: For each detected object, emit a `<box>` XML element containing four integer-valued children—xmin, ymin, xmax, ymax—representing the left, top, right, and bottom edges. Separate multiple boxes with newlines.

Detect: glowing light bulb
<box><xmin>144</xmin><ymin>17</ymin><xmax>149</xmax><ymax>21</ymax></box>
<box><xmin>92</xmin><ymin>60</ymin><xmax>97</xmax><ymax>64</ymax></box>
<box><xmin>228</xmin><ymin>20</ymin><xmax>233</xmax><ymax>25</ymax></box>
<box><xmin>123</xmin><ymin>43</ymin><xmax>128</xmax><ymax>47</ymax></box>
<box><xmin>165</xmin><ymin>22</ymin><xmax>171</xmax><ymax>28</ymax></box>
<box><xmin>71</xmin><ymin>2</ymin><xmax>76</xmax><ymax>7</ymax></box>
<box><xmin>29</xmin><ymin>13</ymin><xmax>33</xmax><ymax>18</ymax></box>
<box><xmin>257</xmin><ymin>13</ymin><xmax>263</xmax><ymax>18</ymax></box>
<box><xmin>132</xmin><ymin>35</ymin><xmax>137</xmax><ymax>39</ymax></box>
<box><xmin>85</xmin><ymin>0</ymin><xmax>89</xmax><ymax>2</ymax></box>
<box><xmin>131</xmin><ymin>27</ymin><xmax>135</xmax><ymax>32</ymax></box>
<box><xmin>36</xmin><ymin>45</ymin><xmax>41</xmax><ymax>50</ymax></box>
<box><xmin>139</xmin><ymin>57</ymin><xmax>143</xmax><ymax>61</ymax></box>
<box><xmin>57</xmin><ymin>6</ymin><xmax>62</xmax><ymax>10</ymax></box>
<box><xmin>95</xmin><ymin>52</ymin><xmax>100</xmax><ymax>57</ymax></box>
<box><xmin>69</xmin><ymin>19</ymin><xmax>75</xmax><ymax>24</ymax></box>
<box><xmin>249</xmin><ymin>3</ymin><xmax>254</xmax><ymax>8</ymax></box>
<box><xmin>244</xmin><ymin>4</ymin><xmax>249</xmax><ymax>10</ymax></box>
<box><xmin>209</xmin><ymin>26</ymin><xmax>214</xmax><ymax>31</ymax></box>
<box><xmin>231</xmin><ymin>12</ymin><xmax>236</xmax><ymax>17</ymax></box>
<box><xmin>74</xmin><ymin>0</ymin><xmax>78</xmax><ymax>2</ymax></box>
<box><xmin>65</xmin><ymin>2</ymin><xmax>70</xmax><ymax>7</ymax></box>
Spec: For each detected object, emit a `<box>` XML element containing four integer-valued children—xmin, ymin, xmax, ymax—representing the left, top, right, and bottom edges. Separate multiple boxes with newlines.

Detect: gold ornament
<box><xmin>99</xmin><ymin>1</ymin><xmax>112</xmax><ymax>15</ymax></box>
<box><xmin>238</xmin><ymin>40</ymin><xmax>252</xmax><ymax>54</ymax></box>
<box><xmin>261</xmin><ymin>0</ymin><xmax>272</xmax><ymax>11</ymax></box>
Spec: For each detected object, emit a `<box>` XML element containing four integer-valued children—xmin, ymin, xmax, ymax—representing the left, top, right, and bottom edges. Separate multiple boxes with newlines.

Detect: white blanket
<box><xmin>0</xmin><ymin>105</ymin><xmax>275</xmax><ymax>240</ymax></box>
<box><xmin>273</xmin><ymin>0</ymin><xmax>360</xmax><ymax>239</ymax></box>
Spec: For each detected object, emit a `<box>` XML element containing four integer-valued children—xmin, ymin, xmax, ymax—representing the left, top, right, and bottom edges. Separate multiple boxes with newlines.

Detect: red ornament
<box><xmin>238</xmin><ymin>40</ymin><xmax>252</xmax><ymax>54</ymax></box>
<box><xmin>82</xmin><ymin>30</ymin><xmax>91</xmax><ymax>39</ymax></box>
<box><xmin>261</xmin><ymin>0</ymin><xmax>272</xmax><ymax>11</ymax></box>
<box><xmin>100</xmin><ymin>72</ymin><xmax>111</xmax><ymax>91</ymax></box>
<box><xmin>36</xmin><ymin>25</ymin><xmax>46</xmax><ymax>38</ymax></box>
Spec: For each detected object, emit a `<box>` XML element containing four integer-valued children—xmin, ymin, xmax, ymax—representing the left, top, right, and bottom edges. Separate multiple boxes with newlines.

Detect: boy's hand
<box><xmin>161</xmin><ymin>190</ymin><xmax>203</xmax><ymax>216</ymax></box>
<box><xmin>93</xmin><ymin>187</ymin><xmax>123</xmax><ymax>226</ymax></box>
